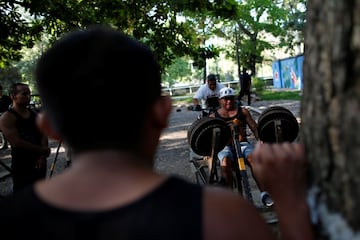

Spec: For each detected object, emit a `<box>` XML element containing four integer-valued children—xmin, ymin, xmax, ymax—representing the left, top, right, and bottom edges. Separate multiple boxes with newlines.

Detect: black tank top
<box><xmin>8</xmin><ymin>108</ymin><xmax>43</xmax><ymax>160</ymax></box>
<box><xmin>0</xmin><ymin>177</ymin><xmax>203</xmax><ymax>240</ymax></box>
<box><xmin>214</xmin><ymin>107</ymin><xmax>247</xmax><ymax>141</ymax></box>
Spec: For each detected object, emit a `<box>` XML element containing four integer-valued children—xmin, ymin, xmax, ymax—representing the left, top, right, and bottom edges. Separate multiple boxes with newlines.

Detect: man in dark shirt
<box><xmin>0</xmin><ymin>83</ymin><xmax>50</xmax><ymax>192</ymax></box>
<box><xmin>238</xmin><ymin>68</ymin><xmax>252</xmax><ymax>105</ymax></box>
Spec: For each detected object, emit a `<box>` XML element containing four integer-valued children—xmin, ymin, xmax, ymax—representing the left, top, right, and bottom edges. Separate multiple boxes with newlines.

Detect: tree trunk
<box><xmin>236</xmin><ymin>28</ymin><xmax>241</xmax><ymax>81</ymax></box>
<box><xmin>303</xmin><ymin>0</ymin><xmax>360</xmax><ymax>238</ymax></box>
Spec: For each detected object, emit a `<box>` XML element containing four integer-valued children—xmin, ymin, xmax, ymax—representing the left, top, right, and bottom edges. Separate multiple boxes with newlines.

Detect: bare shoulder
<box><xmin>241</xmin><ymin>107</ymin><xmax>253</xmax><ymax>119</ymax></box>
<box><xmin>0</xmin><ymin>111</ymin><xmax>14</xmax><ymax>125</ymax></box>
<box><xmin>202</xmin><ymin>187</ymin><xmax>275</xmax><ymax>240</ymax></box>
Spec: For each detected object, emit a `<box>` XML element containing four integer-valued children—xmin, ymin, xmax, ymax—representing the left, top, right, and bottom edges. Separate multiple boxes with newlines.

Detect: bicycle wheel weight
<box><xmin>257</xmin><ymin>106</ymin><xmax>299</xmax><ymax>143</ymax></box>
<box><xmin>187</xmin><ymin>117</ymin><xmax>231</xmax><ymax>156</ymax></box>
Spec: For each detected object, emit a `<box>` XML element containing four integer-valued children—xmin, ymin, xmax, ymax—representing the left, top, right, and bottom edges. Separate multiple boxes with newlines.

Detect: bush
<box><xmin>252</xmin><ymin>77</ymin><xmax>266</xmax><ymax>95</ymax></box>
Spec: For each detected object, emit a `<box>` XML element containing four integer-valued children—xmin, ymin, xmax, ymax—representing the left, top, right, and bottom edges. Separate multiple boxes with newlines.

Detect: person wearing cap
<box><xmin>210</xmin><ymin>86</ymin><xmax>273</xmax><ymax>207</ymax></box>
<box><xmin>193</xmin><ymin>74</ymin><xmax>225</xmax><ymax>111</ymax></box>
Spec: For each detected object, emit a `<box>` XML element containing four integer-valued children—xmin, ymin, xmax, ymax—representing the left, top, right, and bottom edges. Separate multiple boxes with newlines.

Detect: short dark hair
<box><xmin>35</xmin><ymin>25</ymin><xmax>162</xmax><ymax>153</ymax></box>
<box><xmin>207</xmin><ymin>74</ymin><xmax>217</xmax><ymax>82</ymax></box>
<box><xmin>9</xmin><ymin>83</ymin><xmax>29</xmax><ymax>96</ymax></box>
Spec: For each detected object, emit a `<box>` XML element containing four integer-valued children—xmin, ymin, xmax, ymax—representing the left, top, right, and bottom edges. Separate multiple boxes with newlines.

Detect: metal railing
<box><xmin>162</xmin><ymin>80</ymin><xmax>241</xmax><ymax>97</ymax></box>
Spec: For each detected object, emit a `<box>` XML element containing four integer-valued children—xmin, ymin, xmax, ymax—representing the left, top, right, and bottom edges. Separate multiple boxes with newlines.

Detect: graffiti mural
<box><xmin>272</xmin><ymin>54</ymin><xmax>303</xmax><ymax>89</ymax></box>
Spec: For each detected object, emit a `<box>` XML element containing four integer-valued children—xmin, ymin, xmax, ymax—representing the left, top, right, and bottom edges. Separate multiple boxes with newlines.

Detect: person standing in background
<box><xmin>238</xmin><ymin>68</ymin><xmax>252</xmax><ymax>105</ymax></box>
<box><xmin>0</xmin><ymin>83</ymin><xmax>50</xmax><ymax>193</ymax></box>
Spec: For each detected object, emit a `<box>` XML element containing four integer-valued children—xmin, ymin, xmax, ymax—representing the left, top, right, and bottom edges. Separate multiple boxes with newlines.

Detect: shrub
<box><xmin>252</xmin><ymin>77</ymin><xmax>266</xmax><ymax>95</ymax></box>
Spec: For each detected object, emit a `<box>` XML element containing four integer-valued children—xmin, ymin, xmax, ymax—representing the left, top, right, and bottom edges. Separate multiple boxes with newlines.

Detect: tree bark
<box><xmin>303</xmin><ymin>0</ymin><xmax>360</xmax><ymax>238</ymax></box>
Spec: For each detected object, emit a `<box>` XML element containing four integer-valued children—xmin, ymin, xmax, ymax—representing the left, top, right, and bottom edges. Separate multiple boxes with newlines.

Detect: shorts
<box><xmin>217</xmin><ymin>142</ymin><xmax>254</xmax><ymax>164</ymax></box>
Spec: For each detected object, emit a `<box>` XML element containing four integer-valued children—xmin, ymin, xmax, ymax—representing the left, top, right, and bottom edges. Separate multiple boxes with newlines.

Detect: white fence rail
<box><xmin>162</xmin><ymin>80</ymin><xmax>240</xmax><ymax>97</ymax></box>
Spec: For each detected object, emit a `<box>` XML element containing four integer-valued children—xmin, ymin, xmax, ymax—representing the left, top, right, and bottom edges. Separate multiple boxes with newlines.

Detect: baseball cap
<box><xmin>219</xmin><ymin>87</ymin><xmax>235</xmax><ymax>99</ymax></box>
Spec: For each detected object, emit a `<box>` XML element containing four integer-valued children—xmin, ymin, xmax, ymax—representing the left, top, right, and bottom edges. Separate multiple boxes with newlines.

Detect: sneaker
<box><xmin>260</xmin><ymin>191</ymin><xmax>274</xmax><ymax>207</ymax></box>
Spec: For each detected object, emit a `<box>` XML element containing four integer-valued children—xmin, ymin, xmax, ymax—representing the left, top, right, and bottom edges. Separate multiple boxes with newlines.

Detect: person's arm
<box><xmin>193</xmin><ymin>85</ymin><xmax>204</xmax><ymax>110</ymax></box>
<box><xmin>35</xmin><ymin>131</ymin><xmax>50</xmax><ymax>169</ymax></box>
<box><xmin>242</xmin><ymin>108</ymin><xmax>259</xmax><ymax>140</ymax></box>
<box><xmin>0</xmin><ymin>111</ymin><xmax>50</xmax><ymax>156</ymax></box>
<box><xmin>249</xmin><ymin>143</ymin><xmax>314</xmax><ymax>240</ymax></box>
<box><xmin>193</xmin><ymin>98</ymin><xmax>200</xmax><ymax>106</ymax></box>
<box><xmin>204</xmin><ymin>187</ymin><xmax>276</xmax><ymax>240</ymax></box>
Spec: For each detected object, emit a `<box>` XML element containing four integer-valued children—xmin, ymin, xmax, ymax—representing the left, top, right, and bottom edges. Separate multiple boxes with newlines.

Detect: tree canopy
<box><xmin>1</xmin><ymin>0</ymin><xmax>306</xmax><ymax>87</ymax></box>
<box><xmin>1</xmin><ymin>0</ymin><xmax>238</xmax><ymax>68</ymax></box>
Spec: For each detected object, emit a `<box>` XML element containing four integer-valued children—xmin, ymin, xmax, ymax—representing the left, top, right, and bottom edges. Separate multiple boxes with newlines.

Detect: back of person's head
<box><xmin>35</xmin><ymin>25</ymin><xmax>161</xmax><ymax>153</ymax></box>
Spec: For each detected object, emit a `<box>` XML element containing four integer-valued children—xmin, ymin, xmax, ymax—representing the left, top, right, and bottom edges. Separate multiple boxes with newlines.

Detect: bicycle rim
<box><xmin>0</xmin><ymin>132</ymin><xmax>5</xmax><ymax>149</ymax></box>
